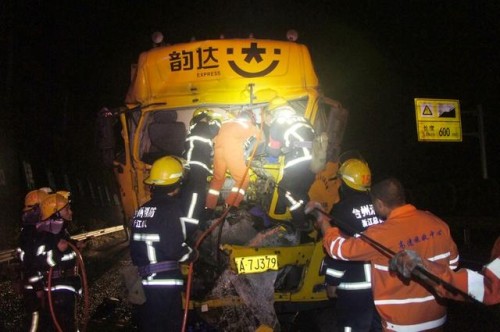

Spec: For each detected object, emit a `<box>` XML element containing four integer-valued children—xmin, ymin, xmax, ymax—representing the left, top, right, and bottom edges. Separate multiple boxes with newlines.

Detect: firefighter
<box><xmin>17</xmin><ymin>189</ymin><xmax>49</xmax><ymax>331</ymax></box>
<box><xmin>320</xmin><ymin>159</ymin><xmax>382</xmax><ymax>332</ymax></box>
<box><xmin>130</xmin><ymin>156</ymin><xmax>198</xmax><ymax>332</ymax></box>
<box><xmin>182</xmin><ymin>108</ymin><xmax>221</xmax><ymax>229</ymax></box>
<box><xmin>389</xmin><ymin>245</ymin><xmax>500</xmax><ymax>305</ymax></box>
<box><xmin>34</xmin><ymin>191</ymin><xmax>82</xmax><ymax>331</ymax></box>
<box><xmin>205</xmin><ymin>110</ymin><xmax>261</xmax><ymax>214</ymax></box>
<box><xmin>265</xmin><ymin>97</ymin><xmax>316</xmax><ymax>231</ymax></box>
<box><xmin>307</xmin><ymin>177</ymin><xmax>459</xmax><ymax>331</ymax></box>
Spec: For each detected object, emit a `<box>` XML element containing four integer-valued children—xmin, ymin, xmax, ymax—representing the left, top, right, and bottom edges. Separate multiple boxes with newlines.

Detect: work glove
<box><xmin>304</xmin><ymin>201</ymin><xmax>325</xmax><ymax>221</ymax></box>
<box><xmin>389</xmin><ymin>250</ymin><xmax>425</xmax><ymax>278</ymax></box>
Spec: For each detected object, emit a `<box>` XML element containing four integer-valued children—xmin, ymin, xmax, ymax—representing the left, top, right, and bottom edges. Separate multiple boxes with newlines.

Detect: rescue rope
<box><xmin>47</xmin><ymin>242</ymin><xmax>90</xmax><ymax>332</ymax></box>
<box><xmin>181</xmin><ymin>110</ymin><xmax>265</xmax><ymax>332</ymax></box>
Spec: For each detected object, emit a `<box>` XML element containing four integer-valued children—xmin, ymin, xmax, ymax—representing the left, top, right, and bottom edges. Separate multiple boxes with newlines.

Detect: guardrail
<box><xmin>0</xmin><ymin>225</ymin><xmax>126</xmax><ymax>265</ymax></box>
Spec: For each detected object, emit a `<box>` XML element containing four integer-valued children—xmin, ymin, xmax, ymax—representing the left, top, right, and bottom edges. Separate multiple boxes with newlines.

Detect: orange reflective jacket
<box><xmin>323</xmin><ymin>204</ymin><xmax>459</xmax><ymax>331</ymax></box>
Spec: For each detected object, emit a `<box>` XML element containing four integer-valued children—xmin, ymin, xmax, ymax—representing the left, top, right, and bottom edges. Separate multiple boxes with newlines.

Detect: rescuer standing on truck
<box><xmin>307</xmin><ymin>177</ymin><xmax>459</xmax><ymax>331</ymax></box>
<box><xmin>265</xmin><ymin>97</ymin><xmax>316</xmax><ymax>231</ymax></box>
<box><xmin>130</xmin><ymin>156</ymin><xmax>198</xmax><ymax>332</ymax></box>
<box><xmin>320</xmin><ymin>159</ymin><xmax>383</xmax><ymax>332</ymax></box>
<box><xmin>17</xmin><ymin>189</ymin><xmax>50</xmax><ymax>331</ymax></box>
<box><xmin>34</xmin><ymin>191</ymin><xmax>82</xmax><ymax>331</ymax></box>
<box><xmin>205</xmin><ymin>110</ymin><xmax>261</xmax><ymax>215</ymax></box>
<box><xmin>182</xmin><ymin>108</ymin><xmax>221</xmax><ymax>229</ymax></box>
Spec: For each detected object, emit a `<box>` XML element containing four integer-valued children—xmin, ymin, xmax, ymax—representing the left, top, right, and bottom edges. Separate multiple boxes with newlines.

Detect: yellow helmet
<box><xmin>267</xmin><ymin>97</ymin><xmax>289</xmax><ymax>111</ymax></box>
<box><xmin>56</xmin><ymin>190</ymin><xmax>71</xmax><ymax>200</ymax></box>
<box><xmin>190</xmin><ymin>108</ymin><xmax>222</xmax><ymax>126</ymax></box>
<box><xmin>338</xmin><ymin>159</ymin><xmax>371</xmax><ymax>192</ymax></box>
<box><xmin>39</xmin><ymin>187</ymin><xmax>54</xmax><ymax>194</ymax></box>
<box><xmin>40</xmin><ymin>193</ymin><xmax>70</xmax><ymax>220</ymax></box>
<box><xmin>144</xmin><ymin>156</ymin><xmax>184</xmax><ymax>186</ymax></box>
<box><xmin>23</xmin><ymin>189</ymin><xmax>49</xmax><ymax>212</ymax></box>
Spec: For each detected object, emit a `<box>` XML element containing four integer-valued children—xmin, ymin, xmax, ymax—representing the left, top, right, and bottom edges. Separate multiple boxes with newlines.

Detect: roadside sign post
<box><xmin>415</xmin><ymin>99</ymin><xmax>488</xmax><ymax>180</ymax></box>
<box><xmin>463</xmin><ymin>104</ymin><xmax>488</xmax><ymax>180</ymax></box>
<box><xmin>414</xmin><ymin>98</ymin><xmax>462</xmax><ymax>142</ymax></box>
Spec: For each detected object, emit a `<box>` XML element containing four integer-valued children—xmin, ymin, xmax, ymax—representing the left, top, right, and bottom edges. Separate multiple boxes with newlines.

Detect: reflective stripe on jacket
<box><xmin>323</xmin><ymin>204</ymin><xmax>459</xmax><ymax>330</ymax></box>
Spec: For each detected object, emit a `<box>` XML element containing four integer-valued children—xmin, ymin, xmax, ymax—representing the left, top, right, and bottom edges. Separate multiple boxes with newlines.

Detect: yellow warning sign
<box><xmin>414</xmin><ymin>98</ymin><xmax>462</xmax><ymax>142</ymax></box>
<box><xmin>422</xmin><ymin>105</ymin><xmax>433</xmax><ymax>116</ymax></box>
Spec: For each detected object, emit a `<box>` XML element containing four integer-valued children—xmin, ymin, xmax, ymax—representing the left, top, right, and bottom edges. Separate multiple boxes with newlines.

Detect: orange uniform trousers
<box><xmin>205</xmin><ymin>119</ymin><xmax>260</xmax><ymax>209</ymax></box>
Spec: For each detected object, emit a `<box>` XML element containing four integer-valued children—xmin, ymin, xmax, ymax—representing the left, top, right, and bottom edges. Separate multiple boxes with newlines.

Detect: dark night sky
<box><xmin>3</xmin><ymin>0</ymin><xmax>500</xmax><ymax>187</ymax></box>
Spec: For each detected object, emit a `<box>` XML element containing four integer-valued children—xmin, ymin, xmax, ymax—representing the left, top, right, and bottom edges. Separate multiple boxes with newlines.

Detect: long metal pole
<box><xmin>477</xmin><ymin>104</ymin><xmax>488</xmax><ymax>179</ymax></box>
<box><xmin>313</xmin><ymin>208</ymin><xmax>481</xmax><ymax>303</ymax></box>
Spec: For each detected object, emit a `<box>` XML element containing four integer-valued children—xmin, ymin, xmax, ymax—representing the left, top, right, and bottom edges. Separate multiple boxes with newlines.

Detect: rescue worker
<box><xmin>321</xmin><ymin>159</ymin><xmax>382</xmax><ymax>332</ymax></box>
<box><xmin>17</xmin><ymin>189</ymin><xmax>49</xmax><ymax>332</ymax></box>
<box><xmin>265</xmin><ymin>97</ymin><xmax>316</xmax><ymax>231</ymax></box>
<box><xmin>182</xmin><ymin>108</ymin><xmax>221</xmax><ymax>229</ymax></box>
<box><xmin>34</xmin><ymin>191</ymin><xmax>82</xmax><ymax>331</ymax></box>
<box><xmin>205</xmin><ymin>110</ymin><xmax>261</xmax><ymax>215</ymax></box>
<box><xmin>389</xmin><ymin>243</ymin><xmax>499</xmax><ymax>305</ymax></box>
<box><xmin>130</xmin><ymin>156</ymin><xmax>198</xmax><ymax>332</ymax></box>
<box><xmin>307</xmin><ymin>177</ymin><xmax>459</xmax><ymax>331</ymax></box>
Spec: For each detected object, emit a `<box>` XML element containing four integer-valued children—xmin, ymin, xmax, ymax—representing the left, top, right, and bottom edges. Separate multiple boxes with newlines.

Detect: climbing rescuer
<box><xmin>265</xmin><ymin>97</ymin><xmax>316</xmax><ymax>231</ymax></box>
<box><xmin>34</xmin><ymin>191</ymin><xmax>82</xmax><ymax>331</ymax></box>
<box><xmin>205</xmin><ymin>110</ymin><xmax>262</xmax><ymax>215</ymax></box>
<box><xmin>182</xmin><ymin>108</ymin><xmax>221</xmax><ymax>229</ymax></box>
<box><xmin>307</xmin><ymin>177</ymin><xmax>459</xmax><ymax>331</ymax></box>
<box><xmin>130</xmin><ymin>156</ymin><xmax>199</xmax><ymax>332</ymax></box>
<box><xmin>320</xmin><ymin>158</ymin><xmax>383</xmax><ymax>332</ymax></box>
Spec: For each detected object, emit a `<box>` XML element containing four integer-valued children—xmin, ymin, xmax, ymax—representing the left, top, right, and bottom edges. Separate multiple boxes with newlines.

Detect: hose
<box><xmin>68</xmin><ymin>241</ymin><xmax>90</xmax><ymax>332</ymax></box>
<box><xmin>47</xmin><ymin>242</ymin><xmax>90</xmax><ymax>332</ymax></box>
<box><xmin>181</xmin><ymin>108</ymin><xmax>265</xmax><ymax>332</ymax></box>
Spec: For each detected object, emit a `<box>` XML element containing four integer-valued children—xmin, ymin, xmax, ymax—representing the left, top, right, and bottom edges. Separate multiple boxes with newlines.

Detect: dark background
<box><xmin>1</xmin><ymin>0</ymin><xmax>499</xmax><ymax>248</ymax></box>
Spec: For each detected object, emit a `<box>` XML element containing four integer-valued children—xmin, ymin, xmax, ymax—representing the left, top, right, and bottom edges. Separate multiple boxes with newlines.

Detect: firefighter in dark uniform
<box><xmin>17</xmin><ymin>189</ymin><xmax>49</xmax><ymax>331</ymax></box>
<box><xmin>182</xmin><ymin>108</ymin><xmax>221</xmax><ymax>229</ymax></box>
<box><xmin>321</xmin><ymin>159</ymin><xmax>383</xmax><ymax>332</ymax></box>
<box><xmin>265</xmin><ymin>97</ymin><xmax>316</xmax><ymax>231</ymax></box>
<box><xmin>34</xmin><ymin>191</ymin><xmax>82</xmax><ymax>331</ymax></box>
<box><xmin>130</xmin><ymin>156</ymin><xmax>198</xmax><ymax>332</ymax></box>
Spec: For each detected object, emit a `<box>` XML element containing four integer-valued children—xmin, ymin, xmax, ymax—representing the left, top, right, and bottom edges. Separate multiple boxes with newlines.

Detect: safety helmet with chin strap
<box><xmin>191</xmin><ymin>108</ymin><xmax>220</xmax><ymax>126</ymax></box>
<box><xmin>40</xmin><ymin>193</ymin><xmax>70</xmax><ymax>221</ymax></box>
<box><xmin>23</xmin><ymin>189</ymin><xmax>49</xmax><ymax>212</ymax></box>
<box><xmin>338</xmin><ymin>159</ymin><xmax>371</xmax><ymax>192</ymax></box>
<box><xmin>266</xmin><ymin>97</ymin><xmax>296</xmax><ymax>119</ymax></box>
<box><xmin>144</xmin><ymin>156</ymin><xmax>185</xmax><ymax>186</ymax></box>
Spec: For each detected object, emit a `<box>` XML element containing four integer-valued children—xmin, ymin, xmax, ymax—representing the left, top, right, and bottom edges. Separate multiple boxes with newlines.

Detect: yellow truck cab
<box><xmin>97</xmin><ymin>32</ymin><xmax>348</xmax><ymax>327</ymax></box>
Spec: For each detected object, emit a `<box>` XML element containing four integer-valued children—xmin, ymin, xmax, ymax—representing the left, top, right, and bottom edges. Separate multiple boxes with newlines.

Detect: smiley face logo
<box><xmin>227</xmin><ymin>42</ymin><xmax>281</xmax><ymax>78</ymax></box>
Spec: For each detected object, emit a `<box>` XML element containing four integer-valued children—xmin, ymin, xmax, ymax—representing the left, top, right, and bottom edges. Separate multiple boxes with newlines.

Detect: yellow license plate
<box><xmin>234</xmin><ymin>255</ymin><xmax>279</xmax><ymax>274</ymax></box>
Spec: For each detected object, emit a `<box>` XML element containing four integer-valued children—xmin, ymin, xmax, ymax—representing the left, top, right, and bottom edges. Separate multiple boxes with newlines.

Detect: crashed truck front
<box><xmin>98</xmin><ymin>33</ymin><xmax>348</xmax><ymax>328</ymax></box>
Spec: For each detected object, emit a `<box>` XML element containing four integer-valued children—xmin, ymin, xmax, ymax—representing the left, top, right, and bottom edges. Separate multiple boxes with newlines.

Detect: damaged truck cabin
<box><xmin>99</xmin><ymin>34</ymin><xmax>349</xmax><ymax>319</ymax></box>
